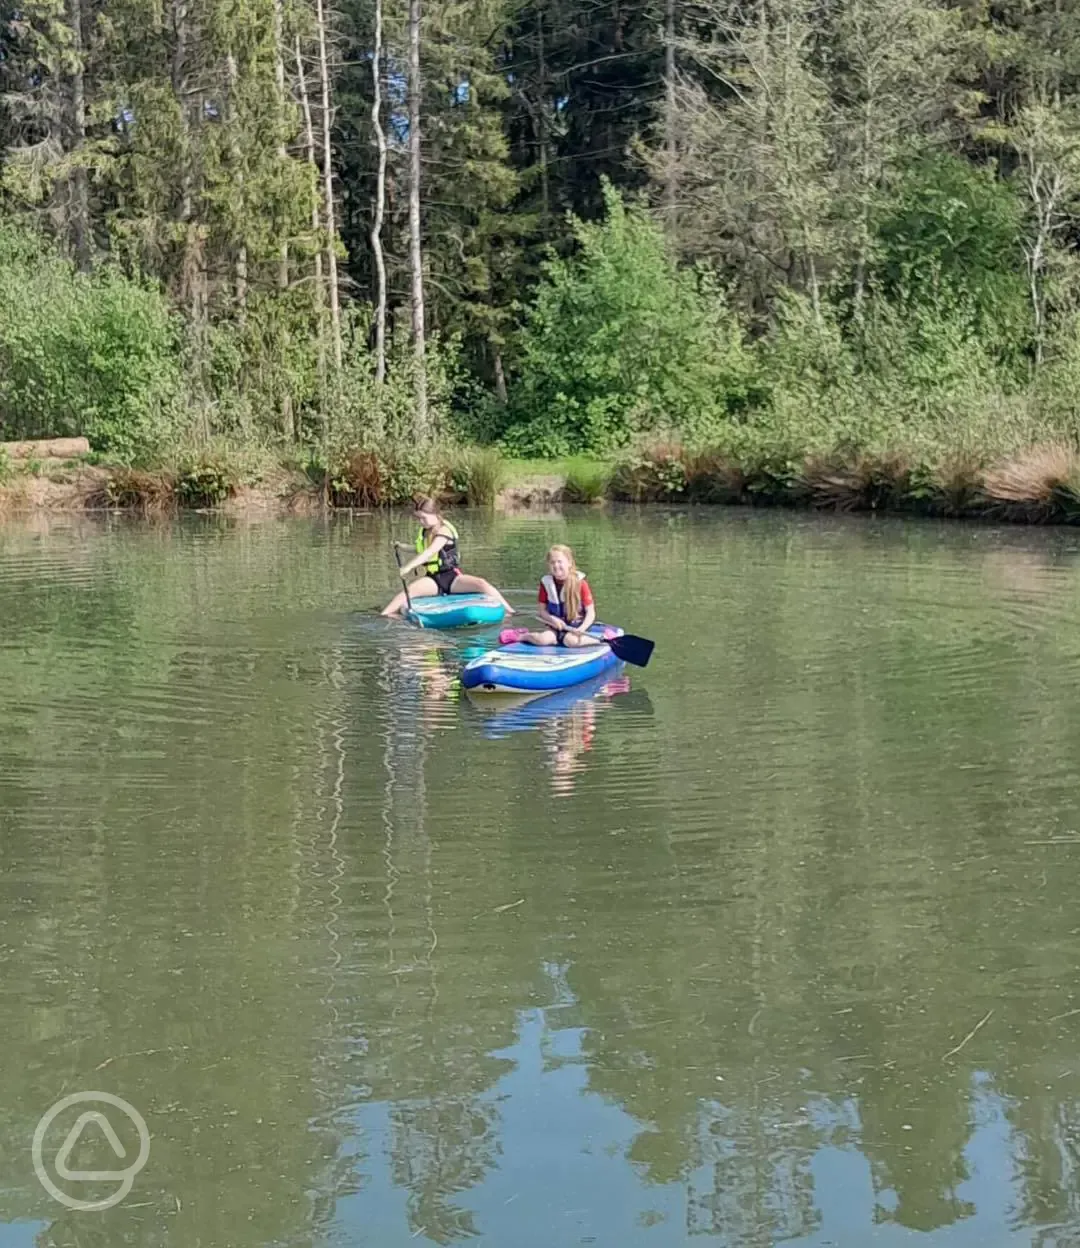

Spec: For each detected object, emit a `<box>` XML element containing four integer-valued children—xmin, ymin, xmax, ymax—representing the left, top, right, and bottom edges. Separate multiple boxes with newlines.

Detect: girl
<box><xmin>515</xmin><ymin>545</ymin><xmax>597</xmax><ymax>647</ymax></box>
<box><xmin>381</xmin><ymin>497</ymin><xmax>514</xmax><ymax>617</ymax></box>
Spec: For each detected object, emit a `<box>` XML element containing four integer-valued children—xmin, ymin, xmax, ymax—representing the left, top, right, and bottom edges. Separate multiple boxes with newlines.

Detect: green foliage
<box><xmin>176</xmin><ymin>462</ymin><xmax>238</xmax><ymax>507</ymax></box>
<box><xmin>0</xmin><ymin>227</ymin><xmax>182</xmax><ymax>460</ymax></box>
<box><xmin>504</xmin><ymin>182</ymin><xmax>758</xmax><ymax>457</ymax></box>
<box><xmin>609</xmin><ymin>445</ymin><xmax>689</xmax><ymax>502</ymax></box>
<box><xmin>562</xmin><ymin>461</ymin><xmax>611</xmax><ymax>503</ymax></box>
<box><xmin>0</xmin><ymin>447</ymin><xmax>11</xmax><ymax>485</ymax></box>
<box><xmin>441</xmin><ymin>447</ymin><xmax>506</xmax><ymax>506</ymax></box>
<box><xmin>871</xmin><ymin>153</ymin><xmax>1030</xmax><ymax>363</ymax></box>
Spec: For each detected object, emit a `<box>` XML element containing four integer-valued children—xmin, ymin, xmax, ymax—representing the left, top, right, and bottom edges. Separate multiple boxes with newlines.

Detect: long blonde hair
<box><xmin>549</xmin><ymin>544</ymin><xmax>583</xmax><ymax>622</ymax></box>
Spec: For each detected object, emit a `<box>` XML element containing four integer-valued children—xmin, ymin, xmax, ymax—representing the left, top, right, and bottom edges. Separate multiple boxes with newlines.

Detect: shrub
<box><xmin>0</xmin><ymin>226</ymin><xmax>182</xmax><ymax>460</ymax></box>
<box><xmin>441</xmin><ymin>447</ymin><xmax>506</xmax><ymax>506</ymax></box>
<box><xmin>176</xmin><ymin>462</ymin><xmax>237</xmax><ymax>507</ymax></box>
<box><xmin>982</xmin><ymin>444</ymin><xmax>1080</xmax><ymax>522</ymax></box>
<box><xmin>505</xmin><ymin>181</ymin><xmax>757</xmax><ymax>457</ymax></box>
<box><xmin>609</xmin><ymin>444</ymin><xmax>689</xmax><ymax>502</ymax></box>
<box><xmin>872</xmin><ymin>151</ymin><xmax>1030</xmax><ymax>364</ymax></box>
<box><xmin>330</xmin><ymin>449</ymin><xmax>385</xmax><ymax>508</ymax></box>
<box><xmin>89</xmin><ymin>468</ymin><xmax>177</xmax><ymax>512</ymax></box>
<box><xmin>683</xmin><ymin>452</ymin><xmax>745</xmax><ymax>504</ymax></box>
<box><xmin>799</xmin><ymin>450</ymin><xmax>914</xmax><ymax>512</ymax></box>
<box><xmin>563</xmin><ymin>462</ymin><xmax>611</xmax><ymax>503</ymax></box>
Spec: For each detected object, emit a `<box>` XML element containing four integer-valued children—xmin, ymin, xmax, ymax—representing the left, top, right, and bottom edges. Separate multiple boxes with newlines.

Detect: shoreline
<box><xmin>5</xmin><ymin>448</ymin><xmax>1080</xmax><ymax>527</ymax></box>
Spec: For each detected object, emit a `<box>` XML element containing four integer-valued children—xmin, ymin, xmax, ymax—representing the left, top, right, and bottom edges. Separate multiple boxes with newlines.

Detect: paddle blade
<box><xmin>609</xmin><ymin>633</ymin><xmax>654</xmax><ymax>668</ymax></box>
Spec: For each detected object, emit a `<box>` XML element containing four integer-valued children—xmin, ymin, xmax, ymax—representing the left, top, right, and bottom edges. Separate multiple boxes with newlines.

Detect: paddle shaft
<box><xmin>393</xmin><ymin>544</ymin><xmax>418</xmax><ymax>621</ymax></box>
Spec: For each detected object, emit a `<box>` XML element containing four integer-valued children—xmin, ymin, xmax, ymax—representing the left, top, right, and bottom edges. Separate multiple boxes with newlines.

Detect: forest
<box><xmin>4</xmin><ymin>0</ymin><xmax>1080</xmax><ymax>510</ymax></box>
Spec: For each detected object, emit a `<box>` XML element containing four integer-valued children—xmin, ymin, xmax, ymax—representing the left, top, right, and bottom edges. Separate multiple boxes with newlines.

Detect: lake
<box><xmin>3</xmin><ymin>506</ymin><xmax>1080</xmax><ymax>1246</ymax></box>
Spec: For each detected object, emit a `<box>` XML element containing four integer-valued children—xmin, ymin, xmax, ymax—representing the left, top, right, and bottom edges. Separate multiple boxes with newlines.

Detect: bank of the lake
<box><xmin>7</xmin><ymin>439</ymin><xmax>1080</xmax><ymax>525</ymax></box>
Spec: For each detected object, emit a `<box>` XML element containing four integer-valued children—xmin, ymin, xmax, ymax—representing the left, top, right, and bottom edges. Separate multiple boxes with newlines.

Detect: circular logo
<box><xmin>32</xmin><ymin>1091</ymin><xmax>150</xmax><ymax>1212</ymax></box>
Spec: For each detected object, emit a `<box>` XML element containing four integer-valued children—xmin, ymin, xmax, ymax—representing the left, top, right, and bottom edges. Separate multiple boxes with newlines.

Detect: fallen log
<box><xmin>1</xmin><ymin>437</ymin><xmax>91</xmax><ymax>460</ymax></box>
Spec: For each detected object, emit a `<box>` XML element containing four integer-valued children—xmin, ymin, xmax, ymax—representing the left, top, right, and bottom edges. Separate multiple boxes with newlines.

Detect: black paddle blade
<box><xmin>609</xmin><ymin>633</ymin><xmax>654</xmax><ymax>668</ymax></box>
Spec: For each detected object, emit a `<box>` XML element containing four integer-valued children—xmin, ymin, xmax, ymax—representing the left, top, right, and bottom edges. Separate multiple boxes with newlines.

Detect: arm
<box><xmin>567</xmin><ymin>604</ymin><xmax>596</xmax><ymax>634</ymax></box>
<box><xmin>399</xmin><ymin>534</ymin><xmax>447</xmax><ymax>577</ymax></box>
<box><xmin>536</xmin><ymin>605</ymin><xmax>567</xmax><ymax>632</ymax></box>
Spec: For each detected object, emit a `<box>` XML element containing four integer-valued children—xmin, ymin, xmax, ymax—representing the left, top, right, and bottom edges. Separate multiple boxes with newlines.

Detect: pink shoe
<box><xmin>499</xmin><ymin>627</ymin><xmax>529</xmax><ymax>645</ymax></box>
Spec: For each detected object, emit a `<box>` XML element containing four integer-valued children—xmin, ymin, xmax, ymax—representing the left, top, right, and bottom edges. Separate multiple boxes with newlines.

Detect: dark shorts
<box><xmin>555</xmin><ymin>618</ymin><xmax>586</xmax><ymax>645</ymax></box>
<box><xmin>432</xmin><ymin>567</ymin><xmax>461</xmax><ymax>596</ymax></box>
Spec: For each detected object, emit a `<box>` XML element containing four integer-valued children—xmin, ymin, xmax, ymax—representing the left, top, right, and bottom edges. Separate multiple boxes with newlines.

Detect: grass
<box><xmin>442</xmin><ymin>446</ymin><xmax>507</xmax><ymax>506</ymax></box>
<box><xmin>601</xmin><ymin>438</ymin><xmax>1080</xmax><ymax>524</ymax></box>
<box><xmin>503</xmin><ymin>456</ymin><xmax>611</xmax><ymax>484</ymax></box>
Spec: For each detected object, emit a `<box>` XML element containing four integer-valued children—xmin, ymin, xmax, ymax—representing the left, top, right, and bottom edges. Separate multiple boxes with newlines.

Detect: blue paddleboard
<box><xmin>404</xmin><ymin>593</ymin><xmax>506</xmax><ymax>630</ymax></box>
<box><xmin>461</xmin><ymin>624</ymin><xmax>623</xmax><ymax>694</ymax></box>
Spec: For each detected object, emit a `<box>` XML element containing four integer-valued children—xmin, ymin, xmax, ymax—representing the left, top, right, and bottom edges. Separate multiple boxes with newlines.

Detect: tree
<box><xmin>506</xmin><ymin>181</ymin><xmax>754</xmax><ymax>455</ymax></box>
<box><xmin>661</xmin><ymin>0</ymin><xmax>837</xmax><ymax>321</ymax></box>
<box><xmin>407</xmin><ymin>0</ymin><xmax>428</xmax><ymax>434</ymax></box>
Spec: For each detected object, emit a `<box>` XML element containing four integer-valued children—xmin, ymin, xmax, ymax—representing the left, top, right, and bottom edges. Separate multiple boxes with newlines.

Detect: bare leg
<box><xmin>519</xmin><ymin>628</ymin><xmax>558</xmax><ymax>646</ymax></box>
<box><xmin>560</xmin><ymin>630</ymin><xmax>595</xmax><ymax>647</ymax></box>
<box><xmin>519</xmin><ymin>627</ymin><xmax>597</xmax><ymax>647</ymax></box>
<box><xmin>451</xmin><ymin>572</ymin><xmax>515</xmax><ymax>614</ymax></box>
<box><xmin>381</xmin><ymin>575</ymin><xmax>439</xmax><ymax>616</ymax></box>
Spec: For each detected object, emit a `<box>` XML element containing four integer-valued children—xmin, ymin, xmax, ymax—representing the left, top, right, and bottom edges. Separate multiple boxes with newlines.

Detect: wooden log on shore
<box><xmin>1</xmin><ymin>437</ymin><xmax>91</xmax><ymax>459</ymax></box>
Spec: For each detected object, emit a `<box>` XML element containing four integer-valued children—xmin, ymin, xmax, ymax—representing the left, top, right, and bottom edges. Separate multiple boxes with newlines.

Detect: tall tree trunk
<box><xmin>172</xmin><ymin>0</ymin><xmax>207</xmax><ymax>413</ymax></box>
<box><xmin>852</xmin><ymin>96</ymin><xmax>873</xmax><ymax>320</ymax></box>
<box><xmin>663</xmin><ymin>0</ymin><xmax>677</xmax><ymax>227</ymax></box>
<box><xmin>408</xmin><ymin>0</ymin><xmax>429</xmax><ymax>435</ymax></box>
<box><xmin>314</xmin><ymin>0</ymin><xmax>342</xmax><ymax>371</ymax></box>
<box><xmin>68</xmin><ymin>0</ymin><xmax>90</xmax><ymax>270</ymax></box>
<box><xmin>225</xmin><ymin>51</ymin><xmax>248</xmax><ymax>318</ymax></box>
<box><xmin>273</xmin><ymin>0</ymin><xmax>293</xmax><ymax>437</ymax></box>
<box><xmin>371</xmin><ymin>0</ymin><xmax>388</xmax><ymax>385</ymax></box>
<box><xmin>493</xmin><ymin>348</ymin><xmax>508</xmax><ymax>406</ymax></box>
<box><xmin>296</xmin><ymin>36</ymin><xmax>328</xmax><ymax>412</ymax></box>
<box><xmin>537</xmin><ymin>3</ymin><xmax>550</xmax><ymax>223</ymax></box>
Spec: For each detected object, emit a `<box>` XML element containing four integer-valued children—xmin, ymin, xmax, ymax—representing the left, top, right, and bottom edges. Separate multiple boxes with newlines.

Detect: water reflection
<box><xmin>465</xmin><ymin>672</ymin><xmax>646</xmax><ymax>796</ymax></box>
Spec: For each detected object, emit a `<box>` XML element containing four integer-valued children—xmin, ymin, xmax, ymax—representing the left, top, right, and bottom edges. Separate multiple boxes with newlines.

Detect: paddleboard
<box><xmin>404</xmin><ymin>593</ymin><xmax>506</xmax><ymax>630</ymax></box>
<box><xmin>461</xmin><ymin>623</ymin><xmax>623</xmax><ymax>694</ymax></box>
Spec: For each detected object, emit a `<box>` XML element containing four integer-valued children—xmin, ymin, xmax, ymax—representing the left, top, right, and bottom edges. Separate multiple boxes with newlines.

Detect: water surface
<box><xmin>3</xmin><ymin>507</ymin><xmax>1080</xmax><ymax>1246</ymax></box>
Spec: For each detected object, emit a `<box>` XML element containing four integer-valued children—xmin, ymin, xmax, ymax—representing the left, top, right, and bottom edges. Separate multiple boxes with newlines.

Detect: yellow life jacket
<box><xmin>416</xmin><ymin>521</ymin><xmax>460</xmax><ymax>574</ymax></box>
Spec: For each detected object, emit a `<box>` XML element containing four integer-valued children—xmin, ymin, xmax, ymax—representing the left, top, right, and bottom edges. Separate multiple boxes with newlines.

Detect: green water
<box><xmin>4</xmin><ymin>507</ymin><xmax>1080</xmax><ymax>1247</ymax></box>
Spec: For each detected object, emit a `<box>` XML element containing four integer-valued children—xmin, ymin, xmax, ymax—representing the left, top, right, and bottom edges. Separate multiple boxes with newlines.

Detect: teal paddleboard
<box><xmin>404</xmin><ymin>593</ymin><xmax>506</xmax><ymax>630</ymax></box>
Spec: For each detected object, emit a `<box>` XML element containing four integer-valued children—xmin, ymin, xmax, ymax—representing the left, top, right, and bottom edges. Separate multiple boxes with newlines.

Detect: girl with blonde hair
<box><xmin>513</xmin><ymin>544</ymin><xmax>597</xmax><ymax>647</ymax></box>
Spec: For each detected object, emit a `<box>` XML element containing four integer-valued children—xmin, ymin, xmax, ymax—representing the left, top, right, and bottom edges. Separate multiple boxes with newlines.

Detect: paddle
<box><xmin>393</xmin><ymin>543</ymin><xmax>420</xmax><ymax>626</ymax></box>
<box><xmin>522</xmin><ymin>617</ymin><xmax>655</xmax><ymax>668</ymax></box>
<box><xmin>607</xmin><ymin>632</ymin><xmax>654</xmax><ymax>668</ymax></box>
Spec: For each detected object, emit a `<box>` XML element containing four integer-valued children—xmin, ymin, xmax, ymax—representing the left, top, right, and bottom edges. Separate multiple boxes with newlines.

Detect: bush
<box><xmin>563</xmin><ymin>461</ymin><xmax>611</xmax><ymax>503</ymax></box>
<box><xmin>609</xmin><ymin>444</ymin><xmax>689</xmax><ymax>502</ymax></box>
<box><xmin>872</xmin><ymin>151</ymin><xmax>1030</xmax><ymax>364</ymax></box>
<box><xmin>89</xmin><ymin>468</ymin><xmax>177</xmax><ymax>512</ymax></box>
<box><xmin>175</xmin><ymin>461</ymin><xmax>238</xmax><ymax>507</ymax></box>
<box><xmin>504</xmin><ymin>181</ymin><xmax>757</xmax><ymax>457</ymax></box>
<box><xmin>441</xmin><ymin>447</ymin><xmax>506</xmax><ymax>506</ymax></box>
<box><xmin>0</xmin><ymin>226</ymin><xmax>182</xmax><ymax>460</ymax></box>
